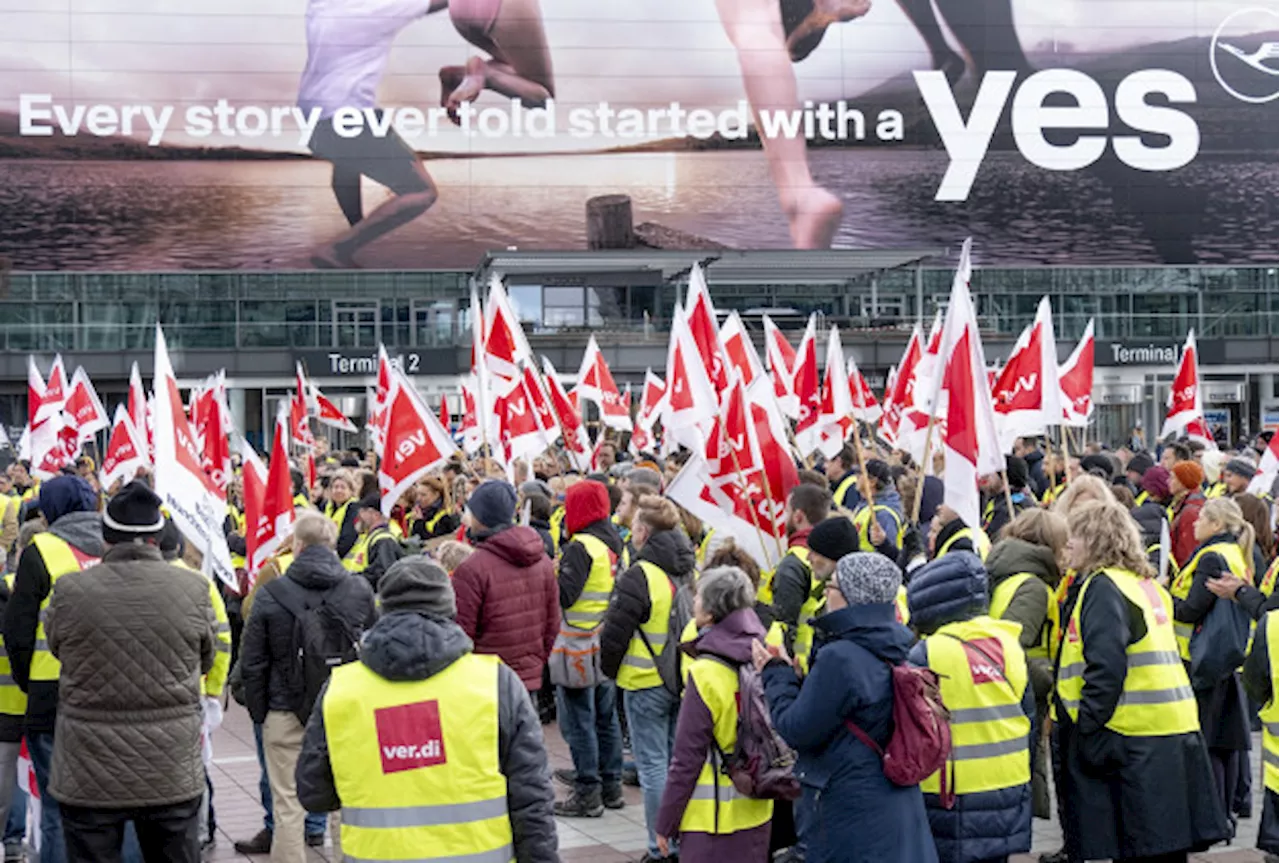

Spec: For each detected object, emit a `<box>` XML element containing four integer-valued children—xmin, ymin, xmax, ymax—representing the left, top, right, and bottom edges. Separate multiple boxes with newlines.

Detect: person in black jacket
<box><xmin>1242</xmin><ymin>610</ymin><xmax>1278</xmax><ymax>858</ymax></box>
<box><xmin>1015</xmin><ymin>438</ymin><xmax>1049</xmax><ymax>500</ymax></box>
<box><xmin>323</xmin><ymin>471</ymin><xmax>361</xmax><ymax>560</ymax></box>
<box><xmin>409</xmin><ymin>476</ymin><xmax>459</xmax><ymax>541</ymax></box>
<box><xmin>352</xmin><ymin>496</ymin><xmax>403</xmax><ymax>591</ymax></box>
<box><xmin>598</xmin><ymin>495</ymin><xmax>695</xmax><ymax>861</ymax></box>
<box><xmin>929</xmin><ymin>506</ymin><xmax>977</xmax><ymax>559</ymax></box>
<box><xmin>240</xmin><ymin>511</ymin><xmax>376</xmax><ymax>863</ymax></box>
<box><xmin>770</xmin><ymin>484</ymin><xmax>832</xmax><ymax>657</ymax></box>
<box><xmin>1131</xmin><ymin>466</ymin><xmax>1172</xmax><ymax>573</ymax></box>
<box><xmin>297</xmin><ymin>558</ymin><xmax>558</xmax><ymax>863</ymax></box>
<box><xmin>980</xmin><ymin>456</ymin><xmax>1035</xmax><ymax>541</ymax></box>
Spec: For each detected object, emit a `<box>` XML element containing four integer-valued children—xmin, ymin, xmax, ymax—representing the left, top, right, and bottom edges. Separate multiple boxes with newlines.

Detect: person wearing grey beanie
<box><xmin>835</xmin><ymin>552</ymin><xmax>903</xmax><ymax>608</ymax></box>
<box><xmin>296</xmin><ymin>553</ymin><xmax>560</xmax><ymax>863</ymax></box>
<box><xmin>1221</xmin><ymin>457</ymin><xmax>1257</xmax><ymax>497</ymax></box>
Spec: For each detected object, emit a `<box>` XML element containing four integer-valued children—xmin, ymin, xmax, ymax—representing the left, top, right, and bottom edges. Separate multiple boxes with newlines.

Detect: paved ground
<box><xmin>203</xmin><ymin>700</ymin><xmax>1269</xmax><ymax>863</ymax></box>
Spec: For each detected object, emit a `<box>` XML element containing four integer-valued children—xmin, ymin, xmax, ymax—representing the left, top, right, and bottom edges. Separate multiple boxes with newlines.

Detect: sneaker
<box><xmin>3</xmin><ymin>842</ymin><xmax>23</xmax><ymax>863</ymax></box>
<box><xmin>771</xmin><ymin>849</ymin><xmax>803</xmax><ymax>863</ymax></box>
<box><xmin>553</xmin><ymin>768</ymin><xmax>577</xmax><ymax>787</ymax></box>
<box><xmin>200</xmin><ymin>835</ymin><xmax>216</xmax><ymax>854</ymax></box>
<box><xmin>602</xmin><ymin>783</ymin><xmax>625</xmax><ymax>810</ymax></box>
<box><xmin>306</xmin><ymin>833</ymin><xmax>325</xmax><ymax>847</ymax></box>
<box><xmin>233</xmin><ymin>828</ymin><xmax>272</xmax><ymax>855</ymax></box>
<box><xmin>553</xmin><ymin>788</ymin><xmax>604</xmax><ymax>818</ymax></box>
<box><xmin>1038</xmin><ymin>851</ymin><xmax>1073</xmax><ymax>863</ymax></box>
<box><xmin>622</xmin><ymin>765</ymin><xmax>640</xmax><ymax>787</ymax></box>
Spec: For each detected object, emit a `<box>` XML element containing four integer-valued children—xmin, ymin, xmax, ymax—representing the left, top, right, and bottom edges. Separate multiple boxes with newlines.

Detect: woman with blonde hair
<box><xmin>323</xmin><ymin>470</ymin><xmax>361</xmax><ymax>559</ymax></box>
<box><xmin>1170</xmin><ymin>496</ymin><xmax>1256</xmax><ymax>827</ymax></box>
<box><xmin>409</xmin><ymin>475</ymin><xmax>459</xmax><ymax>540</ymax></box>
<box><xmin>1048</xmin><ymin>474</ymin><xmax>1112</xmax><ymax>518</ymax></box>
<box><xmin>1055</xmin><ymin>501</ymin><xmax>1228</xmax><ymax>862</ymax></box>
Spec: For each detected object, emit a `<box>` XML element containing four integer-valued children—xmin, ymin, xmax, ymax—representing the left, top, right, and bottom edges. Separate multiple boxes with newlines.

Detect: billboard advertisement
<box><xmin>0</xmin><ymin>0</ymin><xmax>1276</xmax><ymax>270</ymax></box>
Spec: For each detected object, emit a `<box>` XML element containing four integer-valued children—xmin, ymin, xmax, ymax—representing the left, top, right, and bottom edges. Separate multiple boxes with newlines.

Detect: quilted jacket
<box><xmin>45</xmin><ymin>542</ymin><xmax>216</xmax><ymax>808</ymax></box>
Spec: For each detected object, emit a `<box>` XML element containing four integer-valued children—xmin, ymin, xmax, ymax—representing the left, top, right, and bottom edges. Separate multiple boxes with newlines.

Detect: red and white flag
<box><xmin>991</xmin><ymin>296</ymin><xmax>1063</xmax><ymax>451</ymax></box>
<box><xmin>847</xmin><ymin>357</ymin><xmax>882</xmax><ymax>423</ymax></box>
<box><xmin>815</xmin><ymin>325</ymin><xmax>854</xmax><ymax>458</ymax></box>
<box><xmin>719</xmin><ymin>311</ymin><xmax>765</xmax><ymax>387</ymax></box>
<box><xmin>34</xmin><ymin>355</ymin><xmax>67</xmax><ymax>426</ymax></box>
<box><xmin>1160</xmin><ymin>329</ymin><xmax>1213</xmax><ymax>447</ymax></box>
<box><xmin>1059</xmin><ymin>319</ymin><xmax>1095</xmax><ymax>428</ymax></box>
<box><xmin>190</xmin><ymin>373</ymin><xmax>231</xmax><ymax>498</ymax></box>
<box><xmin>763</xmin><ymin>314</ymin><xmax>800</xmax><ymax>419</ymax></box>
<box><xmin>152</xmin><ymin>326</ymin><xmax>236</xmax><ymax>589</ymax></box>
<box><xmin>791</xmin><ymin>315</ymin><xmax>823</xmax><ymax>456</ymax></box>
<box><xmin>661</xmin><ymin>305</ymin><xmax>718</xmax><ymax>452</ymax></box>
<box><xmin>896</xmin><ymin>310</ymin><xmax>946</xmax><ymax>461</ymax></box>
<box><xmin>63</xmin><ymin>367</ymin><xmax>110</xmax><ymax>440</ymax></box>
<box><xmin>574</xmin><ymin>336</ymin><xmax>631</xmax><ymax>432</ymax></box>
<box><xmin>367</xmin><ymin>345</ymin><xmax>394</xmax><ymax>455</ymax></box>
<box><xmin>543</xmin><ymin>357</ymin><xmax>593</xmax><ymax>471</ymax></box>
<box><xmin>378</xmin><ymin>367</ymin><xmax>458</xmax><ymax>516</ymax></box>
<box><xmin>630</xmin><ymin>369</ymin><xmax>667</xmax><ymax>456</ymax></box>
<box><xmin>17</xmin><ymin>739</ymin><xmax>39</xmax><ymax>854</ymax></box>
<box><xmin>929</xmin><ymin>239</ymin><xmax>1004</xmax><ymax>531</ymax></box>
<box><xmin>484</xmin><ymin>278</ymin><xmax>528</xmax><ymax>395</ymax></box>
<box><xmin>498</xmin><ymin>365</ymin><xmax>557</xmax><ymax>464</ymax></box>
<box><xmin>99</xmin><ymin>406</ymin><xmax>148</xmax><ymax>491</ymax></box>
<box><xmin>438</xmin><ymin>395</ymin><xmax>451</xmax><ymax>432</ymax></box>
<box><xmin>243</xmin><ymin>413</ymin><xmax>296</xmax><ymax>583</ymax></box>
<box><xmin>880</xmin><ymin>328</ymin><xmax>922</xmax><ymax>446</ymax></box>
<box><xmin>685</xmin><ymin>264</ymin><xmax>729</xmax><ymax>393</ymax></box>
<box><xmin>746</xmin><ymin>376</ymin><xmax>800</xmax><ymax>526</ymax></box>
<box><xmin>297</xmin><ymin>363</ymin><xmax>358</xmax><ymax>433</ymax></box>
<box><xmin>1249</xmin><ymin>433</ymin><xmax>1279</xmax><ymax>495</ymax></box>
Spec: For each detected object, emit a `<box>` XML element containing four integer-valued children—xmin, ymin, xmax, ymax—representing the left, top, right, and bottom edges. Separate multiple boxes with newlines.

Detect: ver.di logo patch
<box><xmin>1211</xmin><ymin>7</ymin><xmax>1280</xmax><ymax>103</ymax></box>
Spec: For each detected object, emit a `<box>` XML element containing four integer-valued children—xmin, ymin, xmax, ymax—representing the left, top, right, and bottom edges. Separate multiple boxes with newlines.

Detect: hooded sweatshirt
<box><xmin>296</xmin><ymin>612</ymin><xmax>559</xmax><ymax>862</ymax></box>
<box><xmin>599</xmin><ymin>529</ymin><xmax>696</xmax><ymax>679</ymax></box>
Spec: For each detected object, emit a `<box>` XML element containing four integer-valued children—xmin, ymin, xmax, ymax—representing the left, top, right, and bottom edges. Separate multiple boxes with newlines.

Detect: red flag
<box><xmin>100</xmin><ymin>406</ymin><xmax>147</xmax><ymax>491</ymax></box>
<box><xmin>763</xmin><ymin>314</ymin><xmax>799</xmax><ymax>419</ymax></box>
<box><xmin>378</xmin><ymin>370</ymin><xmax>458</xmax><ymax>515</ymax></box>
<box><xmin>847</xmin><ymin>358</ymin><xmax>882</xmax><ymax>423</ymax></box>
<box><xmin>719</xmin><ymin>311</ymin><xmax>765</xmax><ymax>387</ymax></box>
<box><xmin>484</xmin><ymin>280</ymin><xmax>527</xmax><ymax>391</ymax></box>
<box><xmin>879</xmin><ymin>327</ymin><xmax>922</xmax><ymax>446</ymax></box>
<box><xmin>497</xmin><ymin>366</ymin><xmax>555</xmax><ymax>464</ymax></box>
<box><xmin>574</xmin><ymin>336</ymin><xmax>631</xmax><ymax>432</ymax></box>
<box><xmin>439</xmin><ymin>396</ymin><xmax>450</xmax><ymax>431</ymax></box>
<box><xmin>1249</xmin><ymin>432</ymin><xmax>1279</xmax><ymax>495</ymax></box>
<box><xmin>35</xmin><ymin>356</ymin><xmax>67</xmax><ymax>426</ymax></box>
<box><xmin>63</xmin><ymin>368</ymin><xmax>110</xmax><ymax>439</ymax></box>
<box><xmin>1059</xmin><ymin>319</ymin><xmax>1095</xmax><ymax>427</ymax></box>
<box><xmin>685</xmin><ymin>264</ymin><xmax>729</xmax><ymax>393</ymax></box>
<box><xmin>791</xmin><ymin>315</ymin><xmax>822</xmax><ymax>454</ymax></box>
<box><xmin>367</xmin><ymin>346</ymin><xmax>393</xmax><ymax>453</ymax></box>
<box><xmin>661</xmin><ymin>307</ymin><xmax>717</xmax><ymax>452</ymax></box>
<box><xmin>1160</xmin><ymin>329</ymin><xmax>1210</xmax><ymax>445</ymax></box>
<box><xmin>191</xmin><ymin>376</ymin><xmax>231</xmax><ymax>497</ymax></box>
<box><xmin>543</xmin><ymin>358</ymin><xmax>592</xmax><ymax>471</ymax></box>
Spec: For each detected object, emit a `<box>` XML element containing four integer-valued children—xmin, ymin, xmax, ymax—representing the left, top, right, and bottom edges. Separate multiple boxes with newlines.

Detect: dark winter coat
<box><xmin>410</xmin><ymin>500</ymin><xmax>460</xmax><ymax>541</ymax></box>
<box><xmin>1171</xmin><ymin>532</ymin><xmax>1252</xmax><ymax>751</ymax></box>
<box><xmin>1023</xmin><ymin>450</ymin><xmax>1049</xmax><ymax>499</ymax></box>
<box><xmin>556</xmin><ymin>519</ymin><xmax>623</xmax><ymax>611</ymax></box>
<box><xmin>1242</xmin><ymin>610</ymin><xmax>1273</xmax><ymax>709</ymax></box>
<box><xmin>600</xmin><ymin>529</ymin><xmax>695</xmax><ymax>680</ymax></box>
<box><xmin>1054</xmin><ymin>570</ymin><xmax>1230</xmax><ymax>860</ymax></box>
<box><xmin>981</xmin><ymin>490</ymin><xmax>1034</xmax><ymax>542</ymax></box>
<box><xmin>297</xmin><ymin>612</ymin><xmax>559</xmax><ymax>863</ymax></box>
<box><xmin>762</xmin><ymin>603</ymin><xmax>937</xmax><ymax>863</ymax></box>
<box><xmin>452</xmin><ymin>525</ymin><xmax>559</xmax><ymax>691</ymax></box>
<box><xmin>865</xmin><ymin>488</ymin><xmax>905</xmax><ymax>558</ymax></box>
<box><xmin>906</xmin><ymin>573</ymin><xmax>1034</xmax><ymax>863</ymax></box>
<box><xmin>45</xmin><ymin>543</ymin><xmax>215</xmax><ymax>808</ymax></box>
<box><xmin>931</xmin><ymin>518</ymin><xmax>976</xmax><ymax>559</ymax></box>
<box><xmin>240</xmin><ymin>545</ymin><xmax>377</xmax><ymax>724</ymax></box>
<box><xmin>3</xmin><ymin>511</ymin><xmax>104</xmax><ymax>735</ymax></box>
<box><xmin>984</xmin><ymin>539</ymin><xmax>1058</xmax><ymax>701</ymax></box>
<box><xmin>770</xmin><ymin>528</ymin><xmax>815</xmax><ymax>639</ymax></box>
<box><xmin>529</xmin><ymin>519</ymin><xmax>556</xmax><ymax>559</ymax></box>
<box><xmin>918</xmin><ymin>476</ymin><xmax>944</xmax><ymax>527</ymax></box>
<box><xmin>1170</xmin><ymin>491</ymin><xmax>1206</xmax><ymax>572</ymax></box>
<box><xmin>1131</xmin><ymin>498</ymin><xmax>1168</xmax><ymax>566</ymax></box>
<box><xmin>0</xmin><ymin>578</ymin><xmax>21</xmax><ymax>743</ymax></box>
<box><xmin>655</xmin><ymin>608</ymin><xmax>771</xmax><ymax>861</ymax></box>
<box><xmin>831</xmin><ymin>471</ymin><xmax>863</xmax><ymax>511</ymax></box>
<box><xmin>359</xmin><ymin>524</ymin><xmax>403</xmax><ymax>592</ymax></box>
<box><xmin>1235</xmin><ymin>581</ymin><xmax>1280</xmax><ymax>621</ymax></box>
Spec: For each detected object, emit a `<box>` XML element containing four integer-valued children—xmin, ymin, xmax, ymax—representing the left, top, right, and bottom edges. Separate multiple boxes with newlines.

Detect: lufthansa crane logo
<box><xmin>1211</xmin><ymin>7</ymin><xmax>1280</xmax><ymax>103</ymax></box>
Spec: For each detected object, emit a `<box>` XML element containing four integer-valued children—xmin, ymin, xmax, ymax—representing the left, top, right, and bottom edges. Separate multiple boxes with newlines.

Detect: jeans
<box><xmin>0</xmin><ymin>742</ymin><xmax>19</xmax><ymax>847</ymax></box>
<box><xmin>556</xmin><ymin>682</ymin><xmax>623</xmax><ymax>793</ymax></box>
<box><xmin>27</xmin><ymin>732</ymin><xmax>64</xmax><ymax>863</ymax></box>
<box><xmin>60</xmin><ymin>797</ymin><xmax>200</xmax><ymax>863</ymax></box>
<box><xmin>5</xmin><ymin>782</ymin><xmax>25</xmax><ymax>844</ymax></box>
<box><xmin>624</xmin><ymin>686</ymin><xmax>679</xmax><ymax>857</ymax></box>
<box><xmin>252</xmin><ymin>723</ymin><xmax>325</xmax><ymax>837</ymax></box>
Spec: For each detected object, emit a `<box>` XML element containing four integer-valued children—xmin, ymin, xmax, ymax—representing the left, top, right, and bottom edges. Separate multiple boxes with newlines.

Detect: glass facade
<box><xmin>0</xmin><ymin>265</ymin><xmax>1274</xmax><ymax>352</ymax></box>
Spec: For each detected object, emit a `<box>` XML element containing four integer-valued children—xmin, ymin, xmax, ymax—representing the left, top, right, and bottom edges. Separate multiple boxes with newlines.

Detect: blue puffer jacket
<box><xmin>905</xmin><ymin>551</ymin><xmax>987</xmax><ymax>632</ymax></box>
<box><xmin>905</xmin><ymin>551</ymin><xmax>1034</xmax><ymax>863</ymax></box>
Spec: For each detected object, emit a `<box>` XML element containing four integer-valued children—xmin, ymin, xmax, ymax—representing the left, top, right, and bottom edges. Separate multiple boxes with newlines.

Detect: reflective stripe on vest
<box><xmin>1171</xmin><ymin>541</ymin><xmax>1249</xmax><ymax>661</ymax></box>
<box><xmin>327</xmin><ymin>500</ymin><xmax>351</xmax><ymax>531</ymax></box>
<box><xmin>548</xmin><ymin>508</ymin><xmax>565</xmax><ymax>556</ymax></box>
<box><xmin>30</xmin><ymin>533</ymin><xmax>101</xmax><ymax>682</ymax></box>
<box><xmin>921</xmin><ymin>617</ymin><xmax>1030</xmax><ymax>795</ymax></box>
<box><xmin>564</xmin><ymin>533</ymin><xmax>616</xmax><ymax>629</ymax></box>
<box><xmin>424</xmin><ymin>508</ymin><xmax>451</xmax><ymax>536</ymax></box>
<box><xmin>1261</xmin><ymin>611</ymin><xmax>1278</xmax><ymax>795</ymax></box>
<box><xmin>345</xmin><ymin>527</ymin><xmax>398</xmax><ymax>573</ymax></box>
<box><xmin>1134</xmin><ymin>490</ymin><xmax>1149</xmax><ymax>508</ymax></box>
<box><xmin>1056</xmin><ymin>568</ymin><xmax>1199</xmax><ymax>736</ymax></box>
<box><xmin>938</xmin><ymin>527</ymin><xmax>991</xmax><ymax>562</ymax></box>
<box><xmin>617</xmin><ymin>561</ymin><xmax>673</xmax><ymax>691</ymax></box>
<box><xmin>833</xmin><ymin>474</ymin><xmax>859</xmax><ymax>509</ymax></box>
<box><xmin>1261</xmin><ymin>559</ymin><xmax>1279</xmax><ymax>598</ymax></box>
<box><xmin>989</xmin><ymin>573</ymin><xmax>1052</xmax><ymax>660</ymax></box>
<box><xmin>173</xmin><ymin>559</ymin><xmax>234</xmax><ymax>698</ymax></box>
<box><xmin>323</xmin><ymin>653</ymin><xmax>513</xmax><ymax>863</ymax></box>
<box><xmin>680</xmin><ymin>658</ymin><xmax>773</xmax><ymax>836</ymax></box>
<box><xmin>0</xmin><ymin>574</ymin><xmax>26</xmax><ymax>717</ymax></box>
<box><xmin>852</xmin><ymin>504</ymin><xmax>904</xmax><ymax>552</ymax></box>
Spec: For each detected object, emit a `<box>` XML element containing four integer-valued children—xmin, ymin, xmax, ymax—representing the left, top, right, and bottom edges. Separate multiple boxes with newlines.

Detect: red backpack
<box><xmin>844</xmin><ymin>663</ymin><xmax>954</xmax><ymax>806</ymax></box>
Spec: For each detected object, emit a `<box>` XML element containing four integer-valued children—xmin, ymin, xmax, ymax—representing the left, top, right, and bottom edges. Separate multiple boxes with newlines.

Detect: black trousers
<box><xmin>61</xmin><ymin>796</ymin><xmax>201</xmax><ymax>863</ymax></box>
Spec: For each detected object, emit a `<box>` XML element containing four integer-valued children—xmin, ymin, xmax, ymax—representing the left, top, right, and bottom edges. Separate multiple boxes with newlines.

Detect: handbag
<box><xmin>548</xmin><ymin>617</ymin><xmax>605</xmax><ymax>689</ymax></box>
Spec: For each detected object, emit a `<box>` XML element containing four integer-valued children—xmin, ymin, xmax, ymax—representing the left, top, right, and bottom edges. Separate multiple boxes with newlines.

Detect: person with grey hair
<box><xmin>755</xmin><ymin>553</ymin><xmax>936</xmax><ymax>863</ymax></box>
<box><xmin>655</xmin><ymin>567</ymin><xmax>772</xmax><ymax>861</ymax></box>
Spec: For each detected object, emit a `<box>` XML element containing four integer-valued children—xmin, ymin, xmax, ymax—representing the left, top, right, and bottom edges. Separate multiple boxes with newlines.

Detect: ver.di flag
<box><xmin>99</xmin><ymin>405</ymin><xmax>148</xmax><ymax>492</ymax></box>
<box><xmin>377</xmin><ymin>366</ymin><xmax>459</xmax><ymax>517</ymax></box>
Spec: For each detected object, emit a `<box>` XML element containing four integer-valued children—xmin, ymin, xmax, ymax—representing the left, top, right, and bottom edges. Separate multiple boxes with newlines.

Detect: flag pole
<box><xmin>848</xmin><ymin>414</ymin><xmax>872</xmax><ymax>507</ymax></box>
<box><xmin>1059</xmin><ymin>423</ymin><xmax>1072</xmax><ymax>488</ymax></box>
<box><xmin>911</xmin><ymin>414</ymin><xmax>938</xmax><ymax>527</ymax></box>
<box><xmin>753</xmin><ymin>441</ymin><xmax>787</xmax><ymax>562</ymax></box>
<box><xmin>1001</xmin><ymin>469</ymin><xmax>1015</xmax><ymax>534</ymax></box>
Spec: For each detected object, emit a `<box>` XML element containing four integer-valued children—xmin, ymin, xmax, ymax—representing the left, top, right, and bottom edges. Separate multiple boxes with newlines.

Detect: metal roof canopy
<box><xmin>474</xmin><ymin>248</ymin><xmax>947</xmax><ymax>286</ymax></box>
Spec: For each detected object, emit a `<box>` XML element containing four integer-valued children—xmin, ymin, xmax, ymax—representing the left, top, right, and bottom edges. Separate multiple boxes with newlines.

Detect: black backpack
<box><xmin>268</xmin><ymin>577</ymin><xmax>364</xmax><ymax>724</ymax></box>
<box><xmin>638</xmin><ymin>564</ymin><xmax>696</xmax><ymax>697</ymax></box>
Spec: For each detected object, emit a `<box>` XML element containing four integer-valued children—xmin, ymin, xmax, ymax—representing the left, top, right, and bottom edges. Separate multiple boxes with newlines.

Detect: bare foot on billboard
<box><xmin>786</xmin><ymin>187</ymin><xmax>843</xmax><ymax>249</ymax></box>
<box><xmin>443</xmin><ymin>56</ymin><xmax>487</xmax><ymax>125</ymax></box>
<box><xmin>786</xmin><ymin>0</ymin><xmax>871</xmax><ymax>60</ymax></box>
<box><xmin>310</xmin><ymin>245</ymin><xmax>358</xmax><ymax>269</ymax></box>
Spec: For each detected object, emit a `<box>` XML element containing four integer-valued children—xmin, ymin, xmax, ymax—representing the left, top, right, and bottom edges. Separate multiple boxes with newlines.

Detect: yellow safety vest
<box><xmin>921</xmin><ymin>617</ymin><xmax>1030</xmax><ymax>795</ymax></box>
<box><xmin>894</xmin><ymin>586</ymin><xmax>910</xmax><ymax>625</ymax></box>
<box><xmin>563</xmin><ymin>533</ymin><xmax>616</xmax><ymax>630</ymax></box>
<box><xmin>322</xmin><ymin>653</ymin><xmax>514</xmax><ymax>863</ymax></box>
<box><xmin>1171</xmin><ymin>541</ymin><xmax>1249</xmax><ymax>661</ymax></box>
<box><xmin>989</xmin><ymin>573</ymin><xmax>1053</xmax><ymax>660</ymax></box>
<box><xmin>617</xmin><ymin>561</ymin><xmax>673</xmax><ymax>691</ymax></box>
<box><xmin>1042</xmin><ymin>483</ymin><xmax>1064</xmax><ymax>506</ymax></box>
<box><xmin>1057</xmin><ymin>568</ymin><xmax>1198</xmax><ymax>736</ymax></box>
<box><xmin>423</xmin><ymin>508</ymin><xmax>451</xmax><ymax>537</ymax></box>
<box><xmin>1261</xmin><ymin>611</ymin><xmax>1278</xmax><ymax>795</ymax></box>
<box><xmin>852</xmin><ymin>504</ymin><xmax>904</xmax><ymax>551</ymax></box>
<box><xmin>228</xmin><ymin>504</ymin><xmax>247</xmax><ymax>571</ymax></box>
<box><xmin>0</xmin><ymin>574</ymin><xmax>27</xmax><ymax>718</ymax></box>
<box><xmin>937</xmin><ymin>526</ymin><xmax>991</xmax><ymax>561</ymax></box>
<box><xmin>1260</xmin><ymin>559</ymin><xmax>1279</xmax><ymax>598</ymax></box>
<box><xmin>1134</xmin><ymin>490</ymin><xmax>1149</xmax><ymax>508</ymax></box>
<box><xmin>782</xmin><ymin>547</ymin><xmax>822</xmax><ymax>674</ymax></box>
<box><xmin>292</xmin><ymin>493</ymin><xmax>312</xmax><ymax>510</ymax></box>
<box><xmin>696</xmin><ymin>529</ymin><xmax>715</xmax><ymax>567</ymax></box>
<box><xmin>173</xmin><ymin>559</ymin><xmax>232</xmax><ymax>697</ymax></box>
<box><xmin>344</xmin><ymin>526</ymin><xmax>399</xmax><ymax>573</ymax></box>
<box><xmin>29</xmin><ymin>533</ymin><xmax>101</xmax><ymax>682</ymax></box>
<box><xmin>548</xmin><ymin>507</ymin><xmax>566</xmax><ymax>556</ymax></box>
<box><xmin>327</xmin><ymin>500</ymin><xmax>351</xmax><ymax>531</ymax></box>
<box><xmin>833</xmin><ymin>474</ymin><xmax>860</xmax><ymax>509</ymax></box>
<box><xmin>680</xmin><ymin>657</ymin><xmax>773</xmax><ymax>836</ymax></box>
<box><xmin>275</xmin><ymin>552</ymin><xmax>294</xmax><ymax>575</ymax></box>
<box><xmin>1206</xmin><ymin>482</ymin><xmax>1228</xmax><ymax>499</ymax></box>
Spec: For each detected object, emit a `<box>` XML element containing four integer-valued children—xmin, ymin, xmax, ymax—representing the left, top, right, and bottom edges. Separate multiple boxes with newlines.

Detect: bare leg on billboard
<box><xmin>893</xmin><ymin>0</ymin><xmax>966</xmax><ymax>84</ymax></box>
<box><xmin>783</xmin><ymin>0</ymin><xmax>872</xmax><ymax>62</ymax></box>
<box><xmin>441</xmin><ymin>0</ymin><xmax>555</xmax><ymax>121</ymax></box>
<box><xmin>331</xmin><ymin>164</ymin><xmax>363</xmax><ymax>227</ymax></box>
<box><xmin>717</xmin><ymin>0</ymin><xmax>843</xmax><ymax>249</ymax></box>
